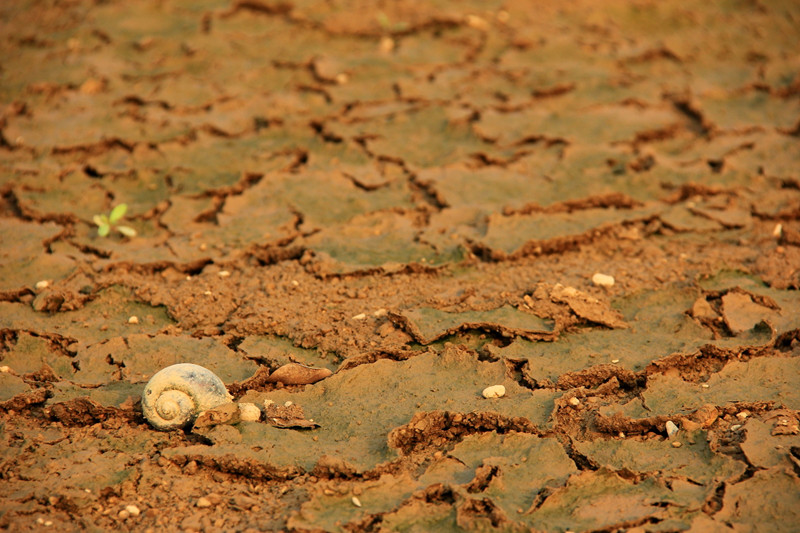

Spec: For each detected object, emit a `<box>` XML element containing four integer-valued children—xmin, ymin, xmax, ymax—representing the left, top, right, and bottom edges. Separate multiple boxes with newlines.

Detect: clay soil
<box><xmin>1</xmin><ymin>1</ymin><xmax>800</xmax><ymax>531</ymax></box>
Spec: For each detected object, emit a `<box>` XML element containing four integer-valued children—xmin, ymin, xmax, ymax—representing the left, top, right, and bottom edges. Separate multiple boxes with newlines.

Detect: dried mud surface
<box><xmin>1</xmin><ymin>0</ymin><xmax>800</xmax><ymax>531</ymax></box>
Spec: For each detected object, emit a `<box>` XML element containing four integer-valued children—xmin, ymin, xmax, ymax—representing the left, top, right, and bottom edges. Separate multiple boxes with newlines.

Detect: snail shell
<box><xmin>142</xmin><ymin>363</ymin><xmax>233</xmax><ymax>431</ymax></box>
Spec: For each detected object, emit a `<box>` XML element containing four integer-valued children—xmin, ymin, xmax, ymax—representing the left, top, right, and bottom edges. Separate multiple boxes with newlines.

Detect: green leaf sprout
<box><xmin>93</xmin><ymin>203</ymin><xmax>137</xmax><ymax>238</ymax></box>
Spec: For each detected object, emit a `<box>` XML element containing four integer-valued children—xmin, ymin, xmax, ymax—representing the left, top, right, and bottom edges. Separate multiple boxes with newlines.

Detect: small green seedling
<box><xmin>93</xmin><ymin>203</ymin><xmax>137</xmax><ymax>237</ymax></box>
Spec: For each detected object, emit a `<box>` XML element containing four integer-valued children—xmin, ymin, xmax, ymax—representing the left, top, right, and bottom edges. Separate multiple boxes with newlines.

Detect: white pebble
<box><xmin>238</xmin><ymin>403</ymin><xmax>261</xmax><ymax>422</ymax></box>
<box><xmin>218</xmin><ymin>270</ymin><xmax>230</xmax><ymax>278</ymax></box>
<box><xmin>592</xmin><ymin>273</ymin><xmax>615</xmax><ymax>287</ymax></box>
<box><xmin>352</xmin><ymin>496</ymin><xmax>362</xmax><ymax>507</ymax></box>
<box><xmin>0</xmin><ymin>366</ymin><xmax>10</xmax><ymax>373</ymax></box>
<box><xmin>35</xmin><ymin>280</ymin><xmax>49</xmax><ymax>290</ymax></box>
<box><xmin>773</xmin><ymin>223</ymin><xmax>783</xmax><ymax>238</ymax></box>
<box><xmin>568</xmin><ymin>397</ymin><xmax>581</xmax><ymax>407</ymax></box>
<box><xmin>665</xmin><ymin>420</ymin><xmax>679</xmax><ymax>438</ymax></box>
<box><xmin>731</xmin><ymin>424</ymin><xmax>742</xmax><ymax>431</ymax></box>
<box><xmin>127</xmin><ymin>316</ymin><xmax>139</xmax><ymax>324</ymax></box>
<box><xmin>482</xmin><ymin>385</ymin><xmax>505</xmax><ymax>399</ymax></box>
<box><xmin>118</xmin><ymin>510</ymin><xmax>130</xmax><ymax>520</ymax></box>
<box><xmin>196</xmin><ymin>497</ymin><xmax>212</xmax><ymax>508</ymax></box>
<box><xmin>125</xmin><ymin>505</ymin><xmax>140</xmax><ymax>517</ymax></box>
<box><xmin>284</xmin><ymin>400</ymin><xmax>293</xmax><ymax>407</ymax></box>
<box><xmin>351</xmin><ymin>313</ymin><xmax>366</xmax><ymax>320</ymax></box>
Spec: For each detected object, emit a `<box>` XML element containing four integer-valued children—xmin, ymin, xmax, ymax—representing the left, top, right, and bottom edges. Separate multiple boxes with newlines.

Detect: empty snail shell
<box><xmin>142</xmin><ymin>363</ymin><xmax>233</xmax><ymax>431</ymax></box>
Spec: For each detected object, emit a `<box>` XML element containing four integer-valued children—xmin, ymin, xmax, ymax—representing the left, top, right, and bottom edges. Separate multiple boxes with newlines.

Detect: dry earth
<box><xmin>1</xmin><ymin>0</ymin><xmax>800</xmax><ymax>531</ymax></box>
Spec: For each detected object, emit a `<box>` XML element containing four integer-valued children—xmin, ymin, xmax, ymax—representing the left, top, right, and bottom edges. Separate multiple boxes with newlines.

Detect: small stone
<box><xmin>731</xmin><ymin>424</ymin><xmax>742</xmax><ymax>431</ymax></box>
<box><xmin>218</xmin><ymin>270</ymin><xmax>230</xmax><ymax>278</ymax></box>
<box><xmin>671</xmin><ymin>441</ymin><xmax>682</xmax><ymax>448</ymax></box>
<box><xmin>611</xmin><ymin>359</ymin><xmax>620</xmax><ymax>364</ymax></box>
<box><xmin>568</xmin><ymin>397</ymin><xmax>581</xmax><ymax>407</ymax></box>
<box><xmin>352</xmin><ymin>313</ymin><xmax>366</xmax><ymax>320</ymax></box>
<box><xmin>352</xmin><ymin>496</ymin><xmax>362</xmax><ymax>507</ymax></box>
<box><xmin>127</xmin><ymin>316</ymin><xmax>139</xmax><ymax>324</ymax></box>
<box><xmin>125</xmin><ymin>505</ymin><xmax>140</xmax><ymax>517</ymax></box>
<box><xmin>118</xmin><ymin>510</ymin><xmax>130</xmax><ymax>520</ymax></box>
<box><xmin>196</xmin><ymin>497</ymin><xmax>212</xmax><ymax>508</ymax></box>
<box><xmin>691</xmin><ymin>297</ymin><xmax>717</xmax><ymax>320</ymax></box>
<box><xmin>35</xmin><ymin>280</ymin><xmax>49</xmax><ymax>290</ymax></box>
<box><xmin>681</xmin><ymin>418</ymin><xmax>701</xmax><ymax>432</ymax></box>
<box><xmin>44</xmin><ymin>521</ymin><xmax>53</xmax><ymax>527</ymax></box>
<box><xmin>665</xmin><ymin>420</ymin><xmax>679</xmax><ymax>438</ymax></box>
<box><xmin>238</xmin><ymin>403</ymin><xmax>261</xmax><ymax>422</ymax></box>
<box><xmin>701</xmin><ymin>384</ymin><xmax>710</xmax><ymax>388</ymax></box>
<box><xmin>591</xmin><ymin>273</ymin><xmax>615</xmax><ymax>287</ymax></box>
<box><xmin>736</xmin><ymin>411</ymin><xmax>749</xmax><ymax>420</ymax></box>
<box><xmin>482</xmin><ymin>385</ymin><xmax>506</xmax><ymax>399</ymax></box>
<box><xmin>773</xmin><ymin>223</ymin><xmax>783</xmax><ymax>238</ymax></box>
<box><xmin>0</xmin><ymin>366</ymin><xmax>10</xmax><ymax>373</ymax></box>
<box><xmin>379</xmin><ymin>36</ymin><xmax>395</xmax><ymax>52</ymax></box>
<box><xmin>284</xmin><ymin>400</ymin><xmax>293</xmax><ymax>407</ymax></box>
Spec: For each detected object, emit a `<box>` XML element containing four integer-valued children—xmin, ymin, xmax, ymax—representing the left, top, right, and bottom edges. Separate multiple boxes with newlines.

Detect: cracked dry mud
<box><xmin>1</xmin><ymin>1</ymin><xmax>799</xmax><ymax>531</ymax></box>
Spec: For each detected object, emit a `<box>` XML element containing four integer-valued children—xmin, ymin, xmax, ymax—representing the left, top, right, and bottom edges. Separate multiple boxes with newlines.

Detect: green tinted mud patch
<box><xmin>575</xmin><ymin>431</ymin><xmax>745</xmax><ymax>485</ymax></box>
<box><xmin>740</xmin><ymin>418</ymin><xmax>800</xmax><ymax>470</ymax></box>
<box><xmin>714</xmin><ymin>468</ymin><xmax>800</xmax><ymax>532</ymax></box>
<box><xmin>327</xmin><ymin>106</ymin><xmax>501</xmax><ymax>169</ymax></box>
<box><xmin>0</xmin><ymin>219</ymin><xmax>75</xmax><ymax>297</ymax></box>
<box><xmin>304</xmin><ymin>211</ymin><xmax>461</xmax><ymax>274</ymax></box>
<box><xmin>479</xmin><ymin>205</ymin><xmax>660</xmax><ymax>257</ymax></box>
<box><xmin>474</xmin><ymin>104</ymin><xmax>679</xmax><ymax>146</ymax></box>
<box><xmin>642</xmin><ymin>357</ymin><xmax>800</xmax><ymax>416</ymax></box>
<box><xmin>231</xmin><ymin>170</ymin><xmax>415</xmax><ymax>233</ymax></box>
<box><xmin>12</xmin><ymin>171</ymin><xmax>108</xmax><ymax>223</ymax></box>
<box><xmin>416</xmin><ymin>165</ymin><xmax>556</xmax><ymax>214</ymax></box>
<box><xmin>696</xmin><ymin>271</ymin><xmax>800</xmax><ymax>338</ymax></box>
<box><xmin>0</xmin><ymin>286</ymin><xmax>174</xmax><ymax>344</ymax></box>
<box><xmin>389</xmin><ymin>305</ymin><xmax>554</xmax><ymax>344</ymax></box>
<box><xmin>523</xmin><ymin>468</ymin><xmax>680</xmax><ymax>532</ymax></box>
<box><xmin>5</xmin><ymin>93</ymin><xmax>192</xmax><ymax>151</ymax></box>
<box><xmin>0</xmin><ymin>373</ymin><xmax>31</xmax><ymax>403</ymax></box>
<box><xmin>493</xmin><ymin>286</ymin><xmax>713</xmax><ymax>383</ymax></box>
<box><xmin>700</xmin><ymin>92</ymin><xmax>800</xmax><ymax>131</ymax></box>
<box><xmin>170</xmin><ymin>346</ymin><xmax>556</xmax><ymax>473</ymax></box>
<box><xmin>46</xmin><ymin>381</ymin><xmax>141</xmax><ymax>413</ymax></box>
<box><xmin>0</xmin><ymin>332</ymin><xmax>75</xmax><ymax>378</ymax></box>
<box><xmin>380</xmin><ymin>500</ymin><xmax>459</xmax><ymax>532</ymax></box>
<box><xmin>287</xmin><ymin>473</ymin><xmax>419</xmax><ymax>532</ymax></box>
<box><xmin>238</xmin><ymin>336</ymin><xmax>337</xmax><ymax>373</ymax></box>
<box><xmin>447</xmin><ymin>432</ymin><xmax>578</xmax><ymax>520</ymax></box>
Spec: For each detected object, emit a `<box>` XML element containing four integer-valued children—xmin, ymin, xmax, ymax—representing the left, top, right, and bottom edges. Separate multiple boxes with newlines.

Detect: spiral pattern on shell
<box><xmin>142</xmin><ymin>363</ymin><xmax>232</xmax><ymax>431</ymax></box>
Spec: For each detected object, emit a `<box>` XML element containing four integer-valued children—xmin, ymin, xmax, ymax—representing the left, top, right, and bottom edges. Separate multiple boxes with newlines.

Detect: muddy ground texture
<box><xmin>1</xmin><ymin>0</ymin><xmax>800</xmax><ymax>531</ymax></box>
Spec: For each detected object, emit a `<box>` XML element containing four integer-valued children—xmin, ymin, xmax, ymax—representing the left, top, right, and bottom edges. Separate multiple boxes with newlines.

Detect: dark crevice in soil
<box><xmin>388</xmin><ymin>411</ymin><xmax>540</xmax><ymax>455</ymax></box>
<box><xmin>558</xmin><ymin>435</ymin><xmax>600</xmax><ymax>472</ymax></box>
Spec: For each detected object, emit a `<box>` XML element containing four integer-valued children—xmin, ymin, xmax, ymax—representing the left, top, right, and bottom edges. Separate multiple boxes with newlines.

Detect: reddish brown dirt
<box><xmin>1</xmin><ymin>1</ymin><xmax>799</xmax><ymax>531</ymax></box>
